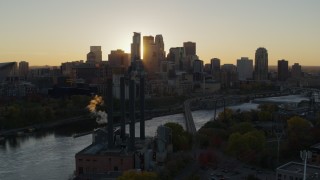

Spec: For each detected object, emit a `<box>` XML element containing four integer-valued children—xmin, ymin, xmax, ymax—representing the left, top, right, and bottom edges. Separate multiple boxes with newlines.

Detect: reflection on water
<box><xmin>0</xmin><ymin>131</ymin><xmax>92</xmax><ymax>180</ymax></box>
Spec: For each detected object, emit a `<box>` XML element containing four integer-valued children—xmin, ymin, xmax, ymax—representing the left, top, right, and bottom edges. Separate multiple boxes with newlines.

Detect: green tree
<box><xmin>216</xmin><ymin>108</ymin><xmax>234</xmax><ymax>125</ymax></box>
<box><xmin>227</xmin><ymin>130</ymin><xmax>266</xmax><ymax>162</ymax></box>
<box><xmin>227</xmin><ymin>132</ymin><xmax>243</xmax><ymax>157</ymax></box>
<box><xmin>164</xmin><ymin>122</ymin><xmax>191</xmax><ymax>151</ymax></box>
<box><xmin>257</xmin><ymin>111</ymin><xmax>272</xmax><ymax>122</ymax></box>
<box><xmin>287</xmin><ymin>116</ymin><xmax>312</xmax><ymax>150</ymax></box>
<box><xmin>258</xmin><ymin>103</ymin><xmax>278</xmax><ymax>113</ymax></box>
<box><xmin>243</xmin><ymin>130</ymin><xmax>266</xmax><ymax>152</ymax></box>
<box><xmin>230</xmin><ymin>122</ymin><xmax>255</xmax><ymax>134</ymax></box>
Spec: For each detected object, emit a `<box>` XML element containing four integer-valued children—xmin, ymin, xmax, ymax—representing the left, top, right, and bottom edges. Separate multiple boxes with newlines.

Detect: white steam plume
<box><xmin>87</xmin><ymin>95</ymin><xmax>108</xmax><ymax>124</ymax></box>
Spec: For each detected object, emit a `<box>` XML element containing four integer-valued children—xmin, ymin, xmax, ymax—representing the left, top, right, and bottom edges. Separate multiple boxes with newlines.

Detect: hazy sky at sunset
<box><xmin>0</xmin><ymin>0</ymin><xmax>319</xmax><ymax>66</ymax></box>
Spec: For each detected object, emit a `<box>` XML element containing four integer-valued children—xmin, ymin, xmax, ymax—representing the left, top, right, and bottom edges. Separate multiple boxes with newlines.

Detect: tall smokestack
<box><xmin>129</xmin><ymin>79</ymin><xmax>135</xmax><ymax>151</ymax></box>
<box><xmin>120</xmin><ymin>77</ymin><xmax>126</xmax><ymax>140</ymax></box>
<box><xmin>140</xmin><ymin>76</ymin><xmax>145</xmax><ymax>140</ymax></box>
<box><xmin>107</xmin><ymin>79</ymin><xmax>114</xmax><ymax>149</ymax></box>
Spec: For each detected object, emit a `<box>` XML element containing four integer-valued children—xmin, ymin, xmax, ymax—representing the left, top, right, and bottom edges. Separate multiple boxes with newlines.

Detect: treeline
<box><xmin>196</xmin><ymin>104</ymin><xmax>320</xmax><ymax>168</ymax></box>
<box><xmin>0</xmin><ymin>95</ymin><xmax>91</xmax><ymax>129</ymax></box>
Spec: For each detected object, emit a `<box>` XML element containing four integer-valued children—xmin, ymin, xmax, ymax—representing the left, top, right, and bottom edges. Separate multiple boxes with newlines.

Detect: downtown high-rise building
<box><xmin>210</xmin><ymin>58</ymin><xmax>220</xmax><ymax>73</ymax></box>
<box><xmin>143</xmin><ymin>35</ymin><xmax>165</xmax><ymax>73</ymax></box>
<box><xmin>18</xmin><ymin>61</ymin><xmax>29</xmax><ymax>77</ymax></box>
<box><xmin>278</xmin><ymin>59</ymin><xmax>289</xmax><ymax>81</ymax></box>
<box><xmin>183</xmin><ymin>41</ymin><xmax>196</xmax><ymax>56</ymax></box>
<box><xmin>221</xmin><ymin>63</ymin><xmax>238</xmax><ymax>88</ymax></box>
<box><xmin>237</xmin><ymin>57</ymin><xmax>253</xmax><ymax>80</ymax></box>
<box><xmin>210</xmin><ymin>58</ymin><xmax>220</xmax><ymax>80</ymax></box>
<box><xmin>167</xmin><ymin>47</ymin><xmax>186</xmax><ymax>71</ymax></box>
<box><xmin>291</xmin><ymin>63</ymin><xmax>302</xmax><ymax>79</ymax></box>
<box><xmin>131</xmin><ymin>32</ymin><xmax>141</xmax><ymax>62</ymax></box>
<box><xmin>155</xmin><ymin>35</ymin><xmax>165</xmax><ymax>71</ymax></box>
<box><xmin>86</xmin><ymin>46</ymin><xmax>102</xmax><ymax>63</ymax></box>
<box><xmin>108</xmin><ymin>49</ymin><xmax>130</xmax><ymax>70</ymax></box>
<box><xmin>254</xmin><ymin>47</ymin><xmax>268</xmax><ymax>81</ymax></box>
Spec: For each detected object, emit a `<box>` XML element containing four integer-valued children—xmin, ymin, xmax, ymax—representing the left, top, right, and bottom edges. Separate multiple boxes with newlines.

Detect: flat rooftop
<box><xmin>311</xmin><ymin>143</ymin><xmax>320</xmax><ymax>150</ymax></box>
<box><xmin>277</xmin><ymin>161</ymin><xmax>320</xmax><ymax>176</ymax></box>
<box><xmin>76</xmin><ymin>137</ymin><xmax>153</xmax><ymax>156</ymax></box>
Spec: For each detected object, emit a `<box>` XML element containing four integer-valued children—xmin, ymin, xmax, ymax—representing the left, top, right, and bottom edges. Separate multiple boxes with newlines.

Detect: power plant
<box><xmin>74</xmin><ymin>33</ymin><xmax>172</xmax><ymax>179</ymax></box>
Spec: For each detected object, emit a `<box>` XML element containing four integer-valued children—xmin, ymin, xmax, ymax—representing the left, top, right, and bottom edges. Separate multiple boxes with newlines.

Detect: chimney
<box><xmin>129</xmin><ymin>79</ymin><xmax>135</xmax><ymax>151</ymax></box>
<box><xmin>140</xmin><ymin>76</ymin><xmax>145</xmax><ymax>140</ymax></box>
<box><xmin>107</xmin><ymin>79</ymin><xmax>114</xmax><ymax>149</ymax></box>
<box><xmin>120</xmin><ymin>77</ymin><xmax>126</xmax><ymax>140</ymax></box>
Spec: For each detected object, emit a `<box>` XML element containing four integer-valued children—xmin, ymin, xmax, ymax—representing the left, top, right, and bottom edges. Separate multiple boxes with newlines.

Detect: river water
<box><xmin>0</xmin><ymin>95</ymin><xmax>308</xmax><ymax>180</ymax></box>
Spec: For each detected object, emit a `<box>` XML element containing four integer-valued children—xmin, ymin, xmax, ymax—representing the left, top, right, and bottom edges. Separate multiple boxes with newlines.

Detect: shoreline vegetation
<box><xmin>0</xmin><ymin>95</ymin><xmax>187</xmax><ymax>137</ymax></box>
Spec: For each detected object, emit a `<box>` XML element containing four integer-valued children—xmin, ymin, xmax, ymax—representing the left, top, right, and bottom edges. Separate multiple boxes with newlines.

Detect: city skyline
<box><xmin>1</xmin><ymin>0</ymin><xmax>319</xmax><ymax>66</ymax></box>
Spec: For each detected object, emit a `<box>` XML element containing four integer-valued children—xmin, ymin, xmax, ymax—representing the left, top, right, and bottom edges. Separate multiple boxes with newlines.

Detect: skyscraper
<box><xmin>131</xmin><ymin>32</ymin><xmax>141</xmax><ymax>62</ymax></box>
<box><xmin>183</xmin><ymin>42</ymin><xmax>196</xmax><ymax>56</ymax></box>
<box><xmin>221</xmin><ymin>64</ymin><xmax>238</xmax><ymax>89</ymax></box>
<box><xmin>86</xmin><ymin>46</ymin><xmax>102</xmax><ymax>63</ymax></box>
<box><xmin>143</xmin><ymin>36</ymin><xmax>156</xmax><ymax>73</ymax></box>
<box><xmin>291</xmin><ymin>63</ymin><xmax>302</xmax><ymax>79</ymax></box>
<box><xmin>168</xmin><ymin>47</ymin><xmax>186</xmax><ymax>71</ymax></box>
<box><xmin>155</xmin><ymin>35</ymin><xmax>165</xmax><ymax>71</ymax></box>
<box><xmin>210</xmin><ymin>58</ymin><xmax>220</xmax><ymax>80</ymax></box>
<box><xmin>210</xmin><ymin>58</ymin><xmax>220</xmax><ymax>73</ymax></box>
<box><xmin>254</xmin><ymin>47</ymin><xmax>268</xmax><ymax>81</ymax></box>
<box><xmin>108</xmin><ymin>49</ymin><xmax>130</xmax><ymax>70</ymax></box>
<box><xmin>237</xmin><ymin>57</ymin><xmax>253</xmax><ymax>80</ymax></box>
<box><xmin>142</xmin><ymin>35</ymin><xmax>165</xmax><ymax>73</ymax></box>
<box><xmin>19</xmin><ymin>61</ymin><xmax>29</xmax><ymax>77</ymax></box>
<box><xmin>278</xmin><ymin>59</ymin><xmax>289</xmax><ymax>81</ymax></box>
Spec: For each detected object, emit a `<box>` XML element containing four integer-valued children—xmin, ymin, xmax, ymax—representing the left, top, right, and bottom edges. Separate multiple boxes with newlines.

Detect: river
<box><xmin>0</xmin><ymin>95</ymin><xmax>308</xmax><ymax>180</ymax></box>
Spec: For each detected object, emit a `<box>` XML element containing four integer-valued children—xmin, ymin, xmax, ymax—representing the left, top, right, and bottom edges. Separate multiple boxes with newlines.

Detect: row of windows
<box><xmin>78</xmin><ymin>158</ymin><xmax>124</xmax><ymax>164</ymax></box>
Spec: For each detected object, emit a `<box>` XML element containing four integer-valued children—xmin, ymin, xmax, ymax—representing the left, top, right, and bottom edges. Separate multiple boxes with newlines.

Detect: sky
<box><xmin>0</xmin><ymin>0</ymin><xmax>319</xmax><ymax>66</ymax></box>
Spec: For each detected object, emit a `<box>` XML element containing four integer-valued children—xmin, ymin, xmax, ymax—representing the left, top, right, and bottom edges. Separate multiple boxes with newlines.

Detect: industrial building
<box><xmin>276</xmin><ymin>161</ymin><xmax>320</xmax><ymax>180</ymax></box>
<box><xmin>75</xmin><ymin>33</ymin><xmax>173</xmax><ymax>179</ymax></box>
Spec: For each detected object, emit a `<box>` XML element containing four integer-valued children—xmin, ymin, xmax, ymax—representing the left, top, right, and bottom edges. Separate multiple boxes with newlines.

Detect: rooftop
<box><xmin>76</xmin><ymin>134</ymin><xmax>153</xmax><ymax>157</ymax></box>
<box><xmin>0</xmin><ymin>62</ymin><xmax>16</xmax><ymax>69</ymax></box>
<box><xmin>277</xmin><ymin>161</ymin><xmax>320</xmax><ymax>176</ymax></box>
<box><xmin>311</xmin><ymin>143</ymin><xmax>320</xmax><ymax>150</ymax></box>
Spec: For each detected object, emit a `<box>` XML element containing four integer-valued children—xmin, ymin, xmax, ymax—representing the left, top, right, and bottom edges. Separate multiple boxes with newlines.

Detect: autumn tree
<box><xmin>230</xmin><ymin>122</ymin><xmax>255</xmax><ymax>134</ymax></box>
<box><xmin>164</xmin><ymin>122</ymin><xmax>192</xmax><ymax>151</ymax></box>
<box><xmin>287</xmin><ymin>116</ymin><xmax>312</xmax><ymax>151</ymax></box>
<box><xmin>227</xmin><ymin>130</ymin><xmax>266</xmax><ymax>162</ymax></box>
<box><xmin>216</xmin><ymin>108</ymin><xmax>235</xmax><ymax>125</ymax></box>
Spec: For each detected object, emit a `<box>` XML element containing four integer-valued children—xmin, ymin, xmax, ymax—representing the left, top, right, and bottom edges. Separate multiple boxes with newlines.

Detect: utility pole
<box><xmin>300</xmin><ymin>150</ymin><xmax>312</xmax><ymax>180</ymax></box>
<box><xmin>273</xmin><ymin>112</ymin><xmax>284</xmax><ymax>165</ymax></box>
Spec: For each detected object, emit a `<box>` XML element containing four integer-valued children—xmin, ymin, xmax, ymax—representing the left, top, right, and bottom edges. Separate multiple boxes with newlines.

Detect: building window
<box><xmin>114</xmin><ymin>166</ymin><xmax>118</xmax><ymax>171</ymax></box>
<box><xmin>78</xmin><ymin>167</ymin><xmax>83</xmax><ymax>174</ymax></box>
<box><xmin>109</xmin><ymin>158</ymin><xmax>112</xmax><ymax>163</ymax></box>
<box><xmin>121</xmin><ymin>159</ymin><xmax>123</xmax><ymax>165</ymax></box>
<box><xmin>79</xmin><ymin>159</ymin><xmax>82</xmax><ymax>161</ymax></box>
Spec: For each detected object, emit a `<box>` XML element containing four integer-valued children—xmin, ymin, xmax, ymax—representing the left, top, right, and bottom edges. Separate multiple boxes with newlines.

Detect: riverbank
<box><xmin>0</xmin><ymin>115</ymin><xmax>93</xmax><ymax>137</ymax></box>
<box><xmin>0</xmin><ymin>105</ymin><xmax>185</xmax><ymax>138</ymax></box>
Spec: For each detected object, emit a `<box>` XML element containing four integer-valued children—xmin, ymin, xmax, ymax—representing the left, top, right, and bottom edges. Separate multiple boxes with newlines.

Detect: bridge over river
<box><xmin>183</xmin><ymin>88</ymin><xmax>320</xmax><ymax>134</ymax></box>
